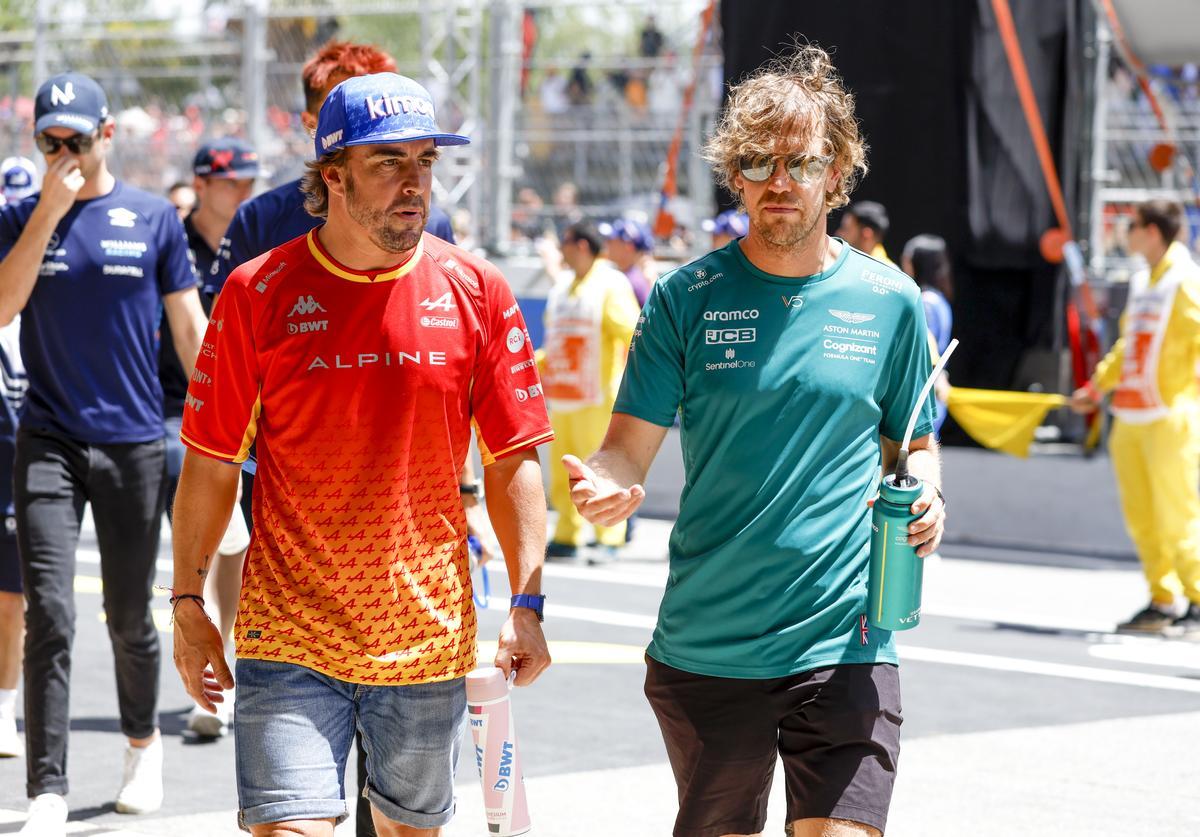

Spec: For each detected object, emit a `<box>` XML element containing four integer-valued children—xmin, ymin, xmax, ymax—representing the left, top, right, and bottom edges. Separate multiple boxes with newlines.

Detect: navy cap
<box><xmin>702</xmin><ymin>210</ymin><xmax>749</xmax><ymax>238</ymax></box>
<box><xmin>34</xmin><ymin>72</ymin><xmax>109</xmax><ymax>136</ymax></box>
<box><xmin>314</xmin><ymin>72</ymin><xmax>470</xmax><ymax>159</ymax></box>
<box><xmin>0</xmin><ymin>157</ymin><xmax>37</xmax><ymax>202</ymax></box>
<box><xmin>602</xmin><ymin>218</ymin><xmax>654</xmax><ymax>252</ymax></box>
<box><xmin>192</xmin><ymin>138</ymin><xmax>262</xmax><ymax>179</ymax></box>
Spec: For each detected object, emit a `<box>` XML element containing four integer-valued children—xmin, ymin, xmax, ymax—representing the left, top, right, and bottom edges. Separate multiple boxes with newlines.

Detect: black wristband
<box><xmin>169</xmin><ymin>593</ymin><xmax>205</xmax><ymax>612</ymax></box>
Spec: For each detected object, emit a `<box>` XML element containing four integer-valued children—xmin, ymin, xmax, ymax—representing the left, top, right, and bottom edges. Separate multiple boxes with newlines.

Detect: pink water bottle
<box><xmin>465</xmin><ymin>667</ymin><xmax>532</xmax><ymax>835</ymax></box>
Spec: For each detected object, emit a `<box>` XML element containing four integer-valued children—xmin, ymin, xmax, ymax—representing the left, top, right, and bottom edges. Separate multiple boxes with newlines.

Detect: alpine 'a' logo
<box><xmin>419</xmin><ymin>292</ymin><xmax>456</xmax><ymax>312</ymax></box>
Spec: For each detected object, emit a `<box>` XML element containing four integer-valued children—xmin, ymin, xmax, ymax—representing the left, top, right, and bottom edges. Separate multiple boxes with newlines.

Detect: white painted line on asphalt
<box><xmin>535</xmin><ymin>563</ymin><xmax>668</xmax><ymax>588</ymax></box>
<box><xmin>486</xmin><ymin>596</ymin><xmax>656</xmax><ymax>629</ymax></box>
<box><xmin>1087</xmin><ymin>640</ymin><xmax>1200</xmax><ymax>671</ymax></box>
<box><xmin>901</xmin><ymin>645</ymin><xmax>1200</xmax><ymax>693</ymax></box>
<box><xmin>913</xmin><ymin>602</ymin><xmax>1113</xmax><ymax>635</ymax></box>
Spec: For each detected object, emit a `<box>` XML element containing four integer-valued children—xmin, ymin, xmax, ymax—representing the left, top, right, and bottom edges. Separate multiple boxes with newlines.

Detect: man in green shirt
<box><xmin>564</xmin><ymin>46</ymin><xmax>944</xmax><ymax>837</ymax></box>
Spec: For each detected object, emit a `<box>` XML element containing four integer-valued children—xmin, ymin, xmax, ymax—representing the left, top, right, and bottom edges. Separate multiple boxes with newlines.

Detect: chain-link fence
<box><xmin>0</xmin><ymin>0</ymin><xmax>719</xmax><ymax>255</ymax></box>
<box><xmin>1091</xmin><ymin>52</ymin><xmax>1200</xmax><ymax>280</ymax></box>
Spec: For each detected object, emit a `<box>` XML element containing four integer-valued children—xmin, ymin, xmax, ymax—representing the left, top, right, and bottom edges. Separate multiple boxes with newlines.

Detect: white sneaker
<box><xmin>0</xmin><ymin>714</ymin><xmax>23</xmax><ymax>757</ymax></box>
<box><xmin>186</xmin><ymin>697</ymin><xmax>231</xmax><ymax>739</ymax></box>
<box><xmin>19</xmin><ymin>793</ymin><xmax>67</xmax><ymax>836</ymax></box>
<box><xmin>114</xmin><ymin>736</ymin><xmax>163</xmax><ymax>814</ymax></box>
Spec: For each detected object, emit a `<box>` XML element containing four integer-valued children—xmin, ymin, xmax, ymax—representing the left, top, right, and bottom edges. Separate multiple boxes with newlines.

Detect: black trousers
<box><xmin>15</xmin><ymin>427</ymin><xmax>166</xmax><ymax>797</ymax></box>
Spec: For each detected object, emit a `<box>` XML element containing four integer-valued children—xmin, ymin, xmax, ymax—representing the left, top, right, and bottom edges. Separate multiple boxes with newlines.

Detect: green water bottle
<box><xmin>867</xmin><ymin>471</ymin><xmax>926</xmax><ymax>630</ymax></box>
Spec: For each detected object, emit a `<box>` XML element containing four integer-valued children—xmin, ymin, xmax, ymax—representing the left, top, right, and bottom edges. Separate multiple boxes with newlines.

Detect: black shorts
<box><xmin>644</xmin><ymin>656</ymin><xmax>902</xmax><ymax>837</ymax></box>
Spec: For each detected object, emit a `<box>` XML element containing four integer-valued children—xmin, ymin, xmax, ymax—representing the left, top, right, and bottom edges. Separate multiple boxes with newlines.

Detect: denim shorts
<box><xmin>234</xmin><ymin>658</ymin><xmax>467</xmax><ymax>830</ymax></box>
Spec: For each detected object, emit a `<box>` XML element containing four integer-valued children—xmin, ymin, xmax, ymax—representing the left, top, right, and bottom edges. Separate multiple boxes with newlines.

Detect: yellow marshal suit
<box><xmin>1091</xmin><ymin>242</ymin><xmax>1200</xmax><ymax>605</ymax></box>
<box><xmin>541</xmin><ymin>261</ymin><xmax>640</xmax><ymax>547</ymax></box>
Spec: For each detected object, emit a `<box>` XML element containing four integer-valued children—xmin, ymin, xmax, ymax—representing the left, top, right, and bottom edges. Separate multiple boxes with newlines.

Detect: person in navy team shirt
<box><xmin>0</xmin><ymin>154</ymin><xmax>35</xmax><ymax>763</ymax></box>
<box><xmin>0</xmin><ymin>72</ymin><xmax>208</xmax><ymax>833</ymax></box>
<box><xmin>205</xmin><ymin>41</ymin><xmax>467</xmax><ymax>837</ymax></box>
<box><xmin>159</xmin><ymin>138</ymin><xmax>261</xmax><ymax>741</ymax></box>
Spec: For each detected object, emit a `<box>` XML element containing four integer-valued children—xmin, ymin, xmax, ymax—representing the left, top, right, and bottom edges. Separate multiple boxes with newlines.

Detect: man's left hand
<box><xmin>494</xmin><ymin>608</ymin><xmax>551</xmax><ymax>687</ymax></box>
<box><xmin>907</xmin><ymin>484</ymin><xmax>946</xmax><ymax>558</ymax></box>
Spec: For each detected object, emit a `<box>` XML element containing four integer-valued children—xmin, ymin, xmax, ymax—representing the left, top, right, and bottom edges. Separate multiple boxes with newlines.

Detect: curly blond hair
<box><xmin>703</xmin><ymin>45</ymin><xmax>867</xmax><ymax>211</ymax></box>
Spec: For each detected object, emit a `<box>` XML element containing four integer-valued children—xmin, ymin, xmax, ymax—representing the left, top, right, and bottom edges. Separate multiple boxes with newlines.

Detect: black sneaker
<box><xmin>1116</xmin><ymin>602</ymin><xmax>1176</xmax><ymax>635</ymax></box>
<box><xmin>1165</xmin><ymin>603</ymin><xmax>1200</xmax><ymax>640</ymax></box>
<box><xmin>544</xmin><ymin>541</ymin><xmax>579</xmax><ymax>562</ymax></box>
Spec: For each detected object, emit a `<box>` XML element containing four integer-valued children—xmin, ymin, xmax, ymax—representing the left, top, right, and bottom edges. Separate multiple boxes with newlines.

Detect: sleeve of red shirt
<box><xmin>179</xmin><ymin>270</ymin><xmax>262</xmax><ymax>463</ymax></box>
<box><xmin>470</xmin><ymin>266</ymin><xmax>553</xmax><ymax>465</ymax></box>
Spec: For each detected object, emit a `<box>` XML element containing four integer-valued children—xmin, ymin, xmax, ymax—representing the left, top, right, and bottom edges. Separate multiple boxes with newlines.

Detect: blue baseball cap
<box><xmin>314</xmin><ymin>73</ymin><xmax>470</xmax><ymax>159</ymax></box>
<box><xmin>702</xmin><ymin>210</ymin><xmax>749</xmax><ymax>238</ymax></box>
<box><xmin>602</xmin><ymin>218</ymin><xmax>654</xmax><ymax>252</ymax></box>
<box><xmin>192</xmin><ymin>138</ymin><xmax>262</xmax><ymax>179</ymax></box>
<box><xmin>34</xmin><ymin>72</ymin><xmax>109</xmax><ymax>136</ymax></box>
<box><xmin>0</xmin><ymin>157</ymin><xmax>37</xmax><ymax>202</ymax></box>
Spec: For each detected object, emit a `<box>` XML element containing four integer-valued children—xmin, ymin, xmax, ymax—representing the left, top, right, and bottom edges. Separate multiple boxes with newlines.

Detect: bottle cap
<box><xmin>465</xmin><ymin>666</ymin><xmax>509</xmax><ymax>703</ymax></box>
<box><xmin>880</xmin><ymin>473</ymin><xmax>924</xmax><ymax>505</ymax></box>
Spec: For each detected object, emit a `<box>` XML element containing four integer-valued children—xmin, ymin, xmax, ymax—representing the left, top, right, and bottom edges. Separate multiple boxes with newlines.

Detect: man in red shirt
<box><xmin>171</xmin><ymin>72</ymin><xmax>552</xmax><ymax>836</ymax></box>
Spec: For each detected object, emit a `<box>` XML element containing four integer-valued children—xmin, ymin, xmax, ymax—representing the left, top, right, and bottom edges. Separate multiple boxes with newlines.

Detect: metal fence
<box><xmin>0</xmin><ymin>0</ymin><xmax>719</xmax><ymax>254</ymax></box>
<box><xmin>1089</xmin><ymin>26</ymin><xmax>1200</xmax><ymax>281</ymax></box>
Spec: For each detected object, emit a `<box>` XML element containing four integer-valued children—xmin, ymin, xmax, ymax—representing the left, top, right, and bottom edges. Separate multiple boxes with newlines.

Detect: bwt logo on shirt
<box><xmin>288</xmin><ymin>320</ymin><xmax>328</xmax><ymax>335</ymax></box>
<box><xmin>365</xmin><ymin>94</ymin><xmax>434</xmax><ymax>120</ymax></box>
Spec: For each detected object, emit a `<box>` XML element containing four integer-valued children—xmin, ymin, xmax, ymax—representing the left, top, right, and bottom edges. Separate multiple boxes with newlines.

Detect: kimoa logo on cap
<box><xmin>50</xmin><ymin>82</ymin><xmax>76</xmax><ymax>107</ymax></box>
<box><xmin>364</xmin><ymin>93</ymin><xmax>433</xmax><ymax>121</ymax></box>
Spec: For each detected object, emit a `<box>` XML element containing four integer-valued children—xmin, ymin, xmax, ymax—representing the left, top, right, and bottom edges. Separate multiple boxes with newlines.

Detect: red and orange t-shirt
<box><xmin>181</xmin><ymin>230</ymin><xmax>553</xmax><ymax>685</ymax></box>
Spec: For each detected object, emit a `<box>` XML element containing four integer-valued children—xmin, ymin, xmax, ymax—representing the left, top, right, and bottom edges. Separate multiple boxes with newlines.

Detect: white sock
<box><xmin>0</xmin><ymin>688</ymin><xmax>16</xmax><ymax>720</ymax></box>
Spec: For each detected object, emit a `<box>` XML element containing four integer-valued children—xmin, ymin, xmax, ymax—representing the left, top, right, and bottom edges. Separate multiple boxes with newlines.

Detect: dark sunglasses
<box><xmin>739</xmin><ymin>153</ymin><xmax>833</xmax><ymax>184</ymax></box>
<box><xmin>35</xmin><ymin>131</ymin><xmax>99</xmax><ymax>156</ymax></box>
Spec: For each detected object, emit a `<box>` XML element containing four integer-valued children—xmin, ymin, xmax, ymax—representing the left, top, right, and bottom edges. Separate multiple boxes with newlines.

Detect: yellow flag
<box><xmin>946</xmin><ymin>387</ymin><xmax>1068</xmax><ymax>458</ymax></box>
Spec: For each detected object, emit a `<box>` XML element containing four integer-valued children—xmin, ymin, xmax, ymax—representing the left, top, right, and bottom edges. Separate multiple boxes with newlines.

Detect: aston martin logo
<box><xmin>829</xmin><ymin>309</ymin><xmax>876</xmax><ymax>325</ymax></box>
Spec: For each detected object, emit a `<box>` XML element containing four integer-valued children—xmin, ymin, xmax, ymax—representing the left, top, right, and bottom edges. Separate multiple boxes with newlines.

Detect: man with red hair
<box><xmin>201</xmin><ymin>41</ymin><xmax>460</xmax><ymax>837</ymax></box>
<box><xmin>207</xmin><ymin>41</ymin><xmax>455</xmax><ymax>304</ymax></box>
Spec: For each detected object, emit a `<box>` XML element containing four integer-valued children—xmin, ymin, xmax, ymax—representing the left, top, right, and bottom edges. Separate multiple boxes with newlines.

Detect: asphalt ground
<box><xmin>2</xmin><ymin>445</ymin><xmax>1199</xmax><ymax>836</ymax></box>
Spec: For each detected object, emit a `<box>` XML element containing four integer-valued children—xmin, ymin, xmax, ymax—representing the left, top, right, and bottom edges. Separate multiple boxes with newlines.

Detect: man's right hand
<box><xmin>1069</xmin><ymin>386</ymin><xmax>1098</xmax><ymax>415</ymax></box>
<box><xmin>562</xmin><ymin>454</ymin><xmax>645</xmax><ymax>527</ymax></box>
<box><xmin>36</xmin><ymin>156</ymin><xmax>86</xmax><ymax>223</ymax></box>
<box><xmin>172</xmin><ymin>599</ymin><xmax>235</xmax><ymax>713</ymax></box>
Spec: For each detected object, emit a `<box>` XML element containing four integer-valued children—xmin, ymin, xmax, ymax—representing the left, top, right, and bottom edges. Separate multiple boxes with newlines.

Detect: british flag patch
<box><xmin>859</xmin><ymin>614</ymin><xmax>870</xmax><ymax>646</ymax></box>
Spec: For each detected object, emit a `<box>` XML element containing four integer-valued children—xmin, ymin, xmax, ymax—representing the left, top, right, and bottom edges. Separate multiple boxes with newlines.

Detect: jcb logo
<box><xmin>705</xmin><ymin>328</ymin><xmax>756</xmax><ymax>345</ymax></box>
